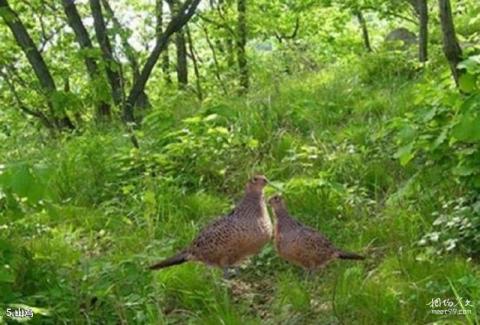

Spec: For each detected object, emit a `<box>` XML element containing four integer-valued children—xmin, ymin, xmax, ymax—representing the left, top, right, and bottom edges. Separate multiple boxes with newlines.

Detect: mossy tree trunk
<box><xmin>237</xmin><ymin>0</ymin><xmax>249</xmax><ymax>94</ymax></box>
<box><xmin>438</xmin><ymin>0</ymin><xmax>463</xmax><ymax>86</ymax></box>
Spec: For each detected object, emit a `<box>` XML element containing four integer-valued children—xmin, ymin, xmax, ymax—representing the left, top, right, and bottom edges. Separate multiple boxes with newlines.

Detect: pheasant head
<box><xmin>245</xmin><ymin>174</ymin><xmax>268</xmax><ymax>194</ymax></box>
<box><xmin>268</xmin><ymin>194</ymin><xmax>289</xmax><ymax>217</ymax></box>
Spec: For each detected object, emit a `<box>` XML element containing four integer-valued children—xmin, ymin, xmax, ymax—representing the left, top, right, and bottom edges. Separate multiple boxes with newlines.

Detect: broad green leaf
<box><xmin>203</xmin><ymin>114</ymin><xmax>219</xmax><ymax>122</ymax></box>
<box><xmin>458</xmin><ymin>73</ymin><xmax>477</xmax><ymax>93</ymax></box>
<box><xmin>397</xmin><ymin>125</ymin><xmax>416</xmax><ymax>142</ymax></box>
<box><xmin>183</xmin><ymin>116</ymin><xmax>202</xmax><ymax>124</ymax></box>
<box><xmin>433</xmin><ymin>128</ymin><xmax>448</xmax><ymax>149</ymax></box>
<box><xmin>0</xmin><ymin>267</ymin><xmax>15</xmax><ymax>283</ymax></box>
<box><xmin>143</xmin><ymin>191</ymin><xmax>156</xmax><ymax>205</ymax></box>
<box><xmin>394</xmin><ymin>143</ymin><xmax>415</xmax><ymax>166</ymax></box>
<box><xmin>458</xmin><ymin>55</ymin><xmax>480</xmax><ymax>74</ymax></box>
<box><xmin>452</xmin><ymin>165</ymin><xmax>476</xmax><ymax>176</ymax></box>
<box><xmin>452</xmin><ymin>112</ymin><xmax>480</xmax><ymax>142</ymax></box>
<box><xmin>246</xmin><ymin>138</ymin><xmax>259</xmax><ymax>149</ymax></box>
<box><xmin>421</xmin><ymin>107</ymin><xmax>437</xmax><ymax>123</ymax></box>
<box><xmin>9</xmin><ymin>165</ymin><xmax>34</xmax><ymax>199</ymax></box>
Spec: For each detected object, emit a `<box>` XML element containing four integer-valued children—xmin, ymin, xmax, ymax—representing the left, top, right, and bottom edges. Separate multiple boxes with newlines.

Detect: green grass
<box><xmin>1</xmin><ymin>56</ymin><xmax>479</xmax><ymax>324</ymax></box>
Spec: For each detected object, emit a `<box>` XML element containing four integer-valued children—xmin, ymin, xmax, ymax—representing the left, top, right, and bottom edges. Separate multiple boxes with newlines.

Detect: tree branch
<box><xmin>186</xmin><ymin>25</ymin><xmax>202</xmax><ymax>100</ymax></box>
<box><xmin>361</xmin><ymin>5</ymin><xmax>417</xmax><ymax>24</ymax></box>
<box><xmin>275</xmin><ymin>16</ymin><xmax>300</xmax><ymax>43</ymax></box>
<box><xmin>0</xmin><ymin>68</ymin><xmax>54</xmax><ymax>129</ymax></box>
<box><xmin>0</xmin><ymin>0</ymin><xmax>56</xmax><ymax>92</ymax></box>
<box><xmin>89</xmin><ymin>0</ymin><xmax>124</xmax><ymax>106</ymax></box>
<box><xmin>157</xmin><ymin>0</ymin><xmax>172</xmax><ymax>83</ymax></box>
<box><xmin>0</xmin><ymin>0</ymin><xmax>74</xmax><ymax>129</ymax></box>
<box><xmin>198</xmin><ymin>13</ymin><xmax>235</xmax><ymax>36</ymax></box>
<box><xmin>123</xmin><ymin>0</ymin><xmax>201</xmax><ymax>123</ymax></box>
<box><xmin>101</xmin><ymin>0</ymin><xmax>151</xmax><ymax>109</ymax></box>
<box><xmin>100</xmin><ymin>0</ymin><xmax>140</xmax><ymax>79</ymax></box>
<box><xmin>62</xmin><ymin>0</ymin><xmax>112</xmax><ymax>118</ymax></box>
<box><xmin>62</xmin><ymin>0</ymin><xmax>100</xmax><ymax>78</ymax></box>
<box><xmin>202</xmin><ymin>24</ymin><xmax>227</xmax><ymax>95</ymax></box>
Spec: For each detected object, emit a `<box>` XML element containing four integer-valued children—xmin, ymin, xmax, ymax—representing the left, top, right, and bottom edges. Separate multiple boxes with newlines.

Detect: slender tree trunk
<box><xmin>417</xmin><ymin>0</ymin><xmax>428</xmax><ymax>62</ymax></box>
<box><xmin>157</xmin><ymin>0</ymin><xmax>172</xmax><ymax>84</ymax></box>
<box><xmin>167</xmin><ymin>0</ymin><xmax>188</xmax><ymax>88</ymax></box>
<box><xmin>355</xmin><ymin>10</ymin><xmax>372</xmax><ymax>52</ymax></box>
<box><xmin>203</xmin><ymin>25</ymin><xmax>228</xmax><ymax>95</ymax></box>
<box><xmin>438</xmin><ymin>0</ymin><xmax>463</xmax><ymax>86</ymax></box>
<box><xmin>210</xmin><ymin>0</ymin><xmax>237</xmax><ymax>72</ymax></box>
<box><xmin>236</xmin><ymin>0</ymin><xmax>249</xmax><ymax>94</ymax></box>
<box><xmin>64</xmin><ymin>76</ymin><xmax>83</xmax><ymax>125</ymax></box>
<box><xmin>175</xmin><ymin>29</ymin><xmax>188</xmax><ymax>87</ymax></box>
<box><xmin>89</xmin><ymin>0</ymin><xmax>124</xmax><ymax>106</ymax></box>
<box><xmin>174</xmin><ymin>33</ymin><xmax>188</xmax><ymax>87</ymax></box>
<box><xmin>101</xmin><ymin>0</ymin><xmax>150</xmax><ymax>109</ymax></box>
<box><xmin>225</xmin><ymin>38</ymin><xmax>236</xmax><ymax>69</ymax></box>
<box><xmin>162</xmin><ymin>44</ymin><xmax>172</xmax><ymax>84</ymax></box>
<box><xmin>186</xmin><ymin>26</ymin><xmax>203</xmax><ymax>100</ymax></box>
<box><xmin>0</xmin><ymin>0</ymin><xmax>74</xmax><ymax>129</ymax></box>
<box><xmin>216</xmin><ymin>0</ymin><xmax>235</xmax><ymax>69</ymax></box>
<box><xmin>62</xmin><ymin>0</ymin><xmax>111</xmax><ymax>119</ymax></box>
<box><xmin>123</xmin><ymin>0</ymin><xmax>201</xmax><ymax>123</ymax></box>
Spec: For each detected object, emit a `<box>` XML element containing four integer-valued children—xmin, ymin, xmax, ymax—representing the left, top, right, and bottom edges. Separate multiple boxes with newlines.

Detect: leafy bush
<box><xmin>143</xmin><ymin>112</ymin><xmax>261</xmax><ymax>190</ymax></box>
<box><xmin>420</xmin><ymin>193</ymin><xmax>480</xmax><ymax>256</ymax></box>
<box><xmin>392</xmin><ymin>55</ymin><xmax>480</xmax><ymax>256</ymax></box>
<box><xmin>392</xmin><ymin>56</ymin><xmax>480</xmax><ymax>186</ymax></box>
<box><xmin>356</xmin><ymin>52</ymin><xmax>419</xmax><ymax>84</ymax></box>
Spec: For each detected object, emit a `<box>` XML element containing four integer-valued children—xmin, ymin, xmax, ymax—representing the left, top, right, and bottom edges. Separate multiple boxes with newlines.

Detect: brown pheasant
<box><xmin>149</xmin><ymin>175</ymin><xmax>272</xmax><ymax>276</ymax></box>
<box><xmin>268</xmin><ymin>195</ymin><xmax>364</xmax><ymax>271</ymax></box>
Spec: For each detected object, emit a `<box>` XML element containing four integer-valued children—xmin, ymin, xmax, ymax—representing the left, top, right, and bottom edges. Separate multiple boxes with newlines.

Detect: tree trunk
<box><xmin>162</xmin><ymin>44</ymin><xmax>172</xmax><ymax>84</ymax></box>
<box><xmin>0</xmin><ymin>0</ymin><xmax>74</xmax><ymax>129</ymax></box>
<box><xmin>355</xmin><ymin>10</ymin><xmax>372</xmax><ymax>52</ymax></box>
<box><xmin>203</xmin><ymin>25</ymin><xmax>227</xmax><ymax>95</ymax></box>
<box><xmin>417</xmin><ymin>0</ymin><xmax>428</xmax><ymax>62</ymax></box>
<box><xmin>123</xmin><ymin>0</ymin><xmax>201</xmax><ymax>123</ymax></box>
<box><xmin>157</xmin><ymin>0</ymin><xmax>172</xmax><ymax>84</ymax></box>
<box><xmin>438</xmin><ymin>0</ymin><xmax>463</xmax><ymax>86</ymax></box>
<box><xmin>226</xmin><ymin>38</ymin><xmax>236</xmax><ymax>69</ymax></box>
<box><xmin>62</xmin><ymin>0</ymin><xmax>111</xmax><ymax>118</ymax></box>
<box><xmin>175</xmin><ymin>30</ymin><xmax>188</xmax><ymax>87</ymax></box>
<box><xmin>216</xmin><ymin>0</ymin><xmax>235</xmax><ymax>69</ymax></box>
<box><xmin>236</xmin><ymin>0</ymin><xmax>249</xmax><ymax>94</ymax></box>
<box><xmin>89</xmin><ymin>0</ymin><xmax>124</xmax><ymax>106</ymax></box>
<box><xmin>186</xmin><ymin>26</ymin><xmax>203</xmax><ymax>100</ymax></box>
<box><xmin>167</xmin><ymin>0</ymin><xmax>188</xmax><ymax>88</ymax></box>
<box><xmin>101</xmin><ymin>0</ymin><xmax>150</xmax><ymax>109</ymax></box>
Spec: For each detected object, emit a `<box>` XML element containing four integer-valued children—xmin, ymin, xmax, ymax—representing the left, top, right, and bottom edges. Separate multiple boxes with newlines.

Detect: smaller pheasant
<box><xmin>268</xmin><ymin>195</ymin><xmax>364</xmax><ymax>271</ymax></box>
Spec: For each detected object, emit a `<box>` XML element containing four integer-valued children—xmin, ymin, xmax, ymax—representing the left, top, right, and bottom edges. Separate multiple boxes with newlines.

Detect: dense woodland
<box><xmin>0</xmin><ymin>0</ymin><xmax>480</xmax><ymax>323</ymax></box>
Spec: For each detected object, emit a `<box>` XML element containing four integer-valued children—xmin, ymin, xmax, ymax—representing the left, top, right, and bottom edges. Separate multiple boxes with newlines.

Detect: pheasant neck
<box><xmin>237</xmin><ymin>191</ymin><xmax>265</xmax><ymax>216</ymax></box>
<box><xmin>242</xmin><ymin>190</ymin><xmax>263</xmax><ymax>202</ymax></box>
<box><xmin>274</xmin><ymin>207</ymin><xmax>290</xmax><ymax>220</ymax></box>
<box><xmin>275</xmin><ymin>207</ymin><xmax>297</xmax><ymax>230</ymax></box>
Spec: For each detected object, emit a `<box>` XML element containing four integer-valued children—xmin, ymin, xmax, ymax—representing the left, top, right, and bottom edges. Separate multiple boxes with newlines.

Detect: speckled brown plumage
<box><xmin>149</xmin><ymin>175</ymin><xmax>272</xmax><ymax>271</ymax></box>
<box><xmin>268</xmin><ymin>195</ymin><xmax>364</xmax><ymax>271</ymax></box>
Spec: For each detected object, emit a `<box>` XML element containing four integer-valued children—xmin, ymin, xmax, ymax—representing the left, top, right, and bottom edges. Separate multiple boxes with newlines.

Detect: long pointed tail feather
<box><xmin>337</xmin><ymin>250</ymin><xmax>365</xmax><ymax>260</ymax></box>
<box><xmin>148</xmin><ymin>251</ymin><xmax>188</xmax><ymax>270</ymax></box>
